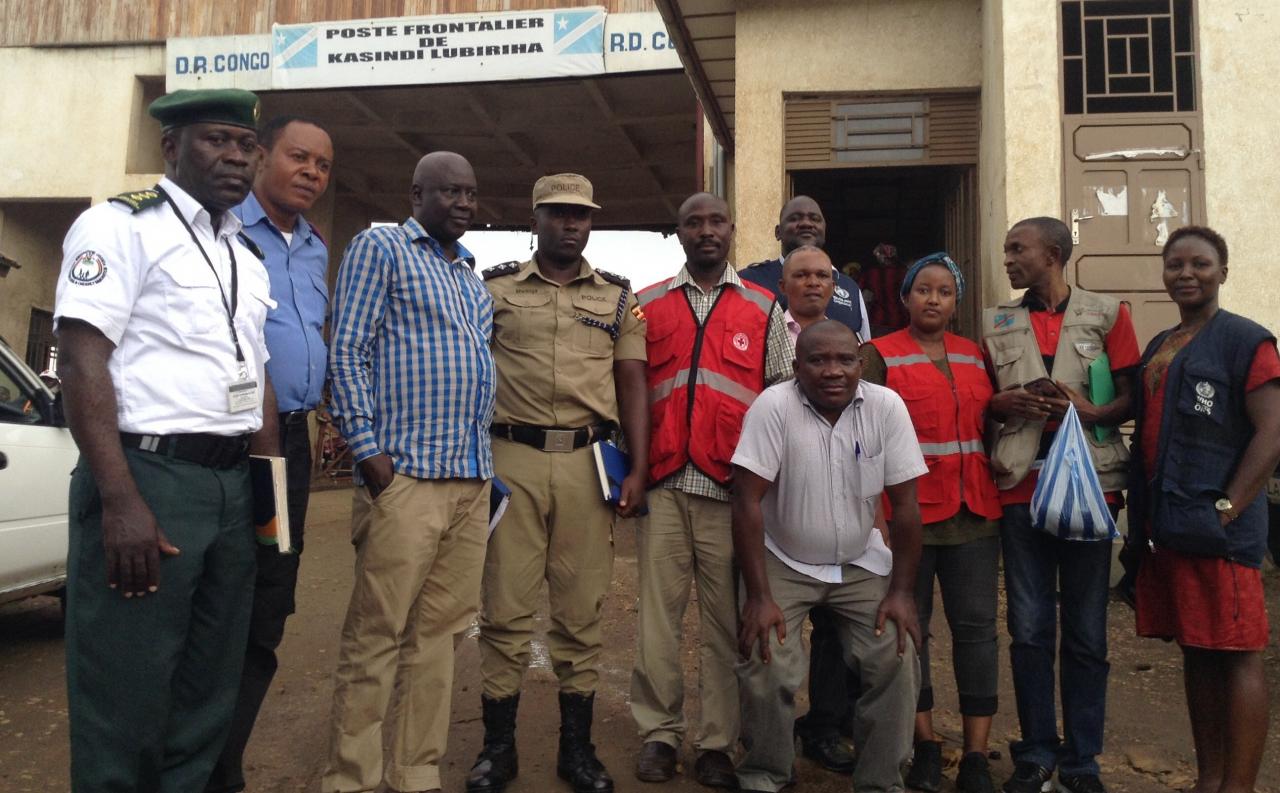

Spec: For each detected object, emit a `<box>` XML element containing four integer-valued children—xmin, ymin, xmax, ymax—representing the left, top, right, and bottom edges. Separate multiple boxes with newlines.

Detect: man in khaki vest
<box><xmin>982</xmin><ymin>217</ymin><xmax>1140</xmax><ymax>793</ymax></box>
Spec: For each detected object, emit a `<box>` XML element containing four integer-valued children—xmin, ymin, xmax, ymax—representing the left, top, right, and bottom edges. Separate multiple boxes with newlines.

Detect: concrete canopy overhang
<box><xmin>256</xmin><ymin>70</ymin><xmax>698</xmax><ymax>231</ymax></box>
<box><xmin>652</xmin><ymin>0</ymin><xmax>735</xmax><ymax>150</ymax></box>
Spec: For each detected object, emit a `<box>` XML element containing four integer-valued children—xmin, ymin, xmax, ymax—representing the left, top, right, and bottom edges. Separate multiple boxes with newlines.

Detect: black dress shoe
<box><xmin>694</xmin><ymin>750</ymin><xmax>737</xmax><ymax>789</ymax></box>
<box><xmin>798</xmin><ymin>732</ymin><xmax>855</xmax><ymax>774</ymax></box>
<box><xmin>635</xmin><ymin>741</ymin><xmax>678</xmax><ymax>783</ymax></box>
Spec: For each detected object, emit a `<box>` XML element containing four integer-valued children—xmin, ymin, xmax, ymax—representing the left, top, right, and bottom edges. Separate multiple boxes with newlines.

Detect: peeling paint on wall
<box><xmin>1149</xmin><ymin>189</ymin><xmax>1178</xmax><ymax>246</ymax></box>
<box><xmin>1093</xmin><ymin>186</ymin><xmax>1128</xmax><ymax>216</ymax></box>
<box><xmin>1084</xmin><ymin>147</ymin><xmax>1188</xmax><ymax>161</ymax></box>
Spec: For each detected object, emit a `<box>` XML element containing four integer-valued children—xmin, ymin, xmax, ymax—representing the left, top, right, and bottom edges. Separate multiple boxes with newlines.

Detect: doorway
<box><xmin>792</xmin><ymin>164</ymin><xmax>980</xmax><ymax>340</ymax></box>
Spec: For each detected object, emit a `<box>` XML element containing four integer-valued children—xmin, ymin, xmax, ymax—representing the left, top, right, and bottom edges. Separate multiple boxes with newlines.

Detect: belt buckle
<box><xmin>542</xmin><ymin>429</ymin><xmax>576</xmax><ymax>453</ymax></box>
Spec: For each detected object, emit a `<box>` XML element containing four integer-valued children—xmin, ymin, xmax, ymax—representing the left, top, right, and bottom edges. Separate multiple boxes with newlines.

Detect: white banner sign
<box><xmin>603</xmin><ymin>12</ymin><xmax>681</xmax><ymax>73</ymax></box>
<box><xmin>271</xmin><ymin>7</ymin><xmax>605</xmax><ymax>90</ymax></box>
<box><xmin>166</xmin><ymin>35</ymin><xmax>273</xmax><ymax>91</ymax></box>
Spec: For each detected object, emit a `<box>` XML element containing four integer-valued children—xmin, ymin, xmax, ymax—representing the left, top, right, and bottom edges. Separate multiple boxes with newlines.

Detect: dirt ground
<box><xmin>2</xmin><ymin>485</ymin><xmax>1277</xmax><ymax>792</ymax></box>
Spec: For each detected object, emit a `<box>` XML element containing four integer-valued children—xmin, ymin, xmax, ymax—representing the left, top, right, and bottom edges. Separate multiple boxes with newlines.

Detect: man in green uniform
<box><xmin>467</xmin><ymin>173</ymin><xmax>649</xmax><ymax>793</ymax></box>
<box><xmin>54</xmin><ymin>89</ymin><xmax>279</xmax><ymax>792</ymax></box>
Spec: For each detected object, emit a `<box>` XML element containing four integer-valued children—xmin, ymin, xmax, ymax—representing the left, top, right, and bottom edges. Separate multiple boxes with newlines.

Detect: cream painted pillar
<box><xmin>1199</xmin><ymin>2</ymin><xmax>1280</xmax><ymax>333</ymax></box>
<box><xmin>731</xmin><ymin>1</ymin><xmax>786</xmax><ymax>266</ymax></box>
<box><xmin>978</xmin><ymin>0</ymin><xmax>1062</xmax><ymax>305</ymax></box>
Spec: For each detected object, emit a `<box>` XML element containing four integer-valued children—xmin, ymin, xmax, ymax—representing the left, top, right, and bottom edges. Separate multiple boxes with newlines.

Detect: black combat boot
<box><xmin>466</xmin><ymin>694</ymin><xmax>520</xmax><ymax>793</ymax></box>
<box><xmin>556</xmin><ymin>691</ymin><xmax>614</xmax><ymax>793</ymax></box>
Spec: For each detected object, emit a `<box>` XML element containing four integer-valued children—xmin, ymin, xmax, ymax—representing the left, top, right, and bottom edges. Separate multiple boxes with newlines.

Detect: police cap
<box><xmin>148</xmin><ymin>89</ymin><xmax>261</xmax><ymax>131</ymax></box>
<box><xmin>532</xmin><ymin>173</ymin><xmax>601</xmax><ymax>210</ymax></box>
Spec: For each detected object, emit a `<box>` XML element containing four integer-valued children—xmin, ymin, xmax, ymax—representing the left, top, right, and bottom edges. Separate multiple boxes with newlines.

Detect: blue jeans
<box><xmin>1000</xmin><ymin>504</ymin><xmax>1112</xmax><ymax>776</ymax></box>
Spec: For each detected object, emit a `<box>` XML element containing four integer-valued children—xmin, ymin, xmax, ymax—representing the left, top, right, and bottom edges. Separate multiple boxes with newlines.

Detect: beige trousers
<box><xmin>629</xmin><ymin>487</ymin><xmax>739</xmax><ymax>753</ymax></box>
<box><xmin>479</xmin><ymin>438</ymin><xmax>615</xmax><ymax>698</ymax></box>
<box><xmin>321</xmin><ymin>475</ymin><xmax>489</xmax><ymax>793</ymax></box>
<box><xmin>736</xmin><ymin>552</ymin><xmax>920</xmax><ymax>793</ymax></box>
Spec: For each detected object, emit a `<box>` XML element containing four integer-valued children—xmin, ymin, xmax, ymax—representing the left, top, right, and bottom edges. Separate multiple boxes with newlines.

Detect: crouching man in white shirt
<box><xmin>731</xmin><ymin>320</ymin><xmax>927</xmax><ymax>793</ymax></box>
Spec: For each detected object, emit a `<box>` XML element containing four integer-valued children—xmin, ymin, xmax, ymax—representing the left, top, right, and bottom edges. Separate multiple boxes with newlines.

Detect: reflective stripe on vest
<box><xmin>881</xmin><ymin>352</ymin><xmax>987</xmax><ymax>369</ymax></box>
<box><xmin>870</xmin><ymin>328</ymin><xmax>1002</xmax><ymax>523</ymax></box>
<box><xmin>642</xmin><ymin>279</ymin><xmax>773</xmax><ymax>485</ymax></box>
<box><xmin>650</xmin><ymin>367</ymin><xmax>760</xmax><ymax>406</ymax></box>
<box><xmin>918</xmin><ymin>439</ymin><xmax>986</xmax><ymax>456</ymax></box>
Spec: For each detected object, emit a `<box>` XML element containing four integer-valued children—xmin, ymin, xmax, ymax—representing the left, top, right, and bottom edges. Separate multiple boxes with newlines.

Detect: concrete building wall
<box><xmin>732</xmin><ymin>0</ymin><xmax>983</xmax><ymax>265</ymax></box>
<box><xmin>1199</xmin><ymin>2</ymin><xmax>1280</xmax><ymax>334</ymax></box>
<box><xmin>0</xmin><ymin>45</ymin><xmax>164</xmax><ymax>358</ymax></box>
<box><xmin>0</xmin><ymin>46</ymin><xmax>165</xmax><ymax>204</ymax></box>
<box><xmin>978</xmin><ymin>0</ymin><xmax>1062</xmax><ymax>307</ymax></box>
<box><xmin>978</xmin><ymin>0</ymin><xmax>1008</xmax><ymax>311</ymax></box>
<box><xmin>0</xmin><ymin>202</ymin><xmax>89</xmax><ymax>357</ymax></box>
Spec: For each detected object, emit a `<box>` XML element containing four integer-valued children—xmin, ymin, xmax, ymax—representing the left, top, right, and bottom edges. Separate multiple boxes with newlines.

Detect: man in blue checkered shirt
<box><xmin>322</xmin><ymin>151</ymin><xmax>495</xmax><ymax>793</ymax></box>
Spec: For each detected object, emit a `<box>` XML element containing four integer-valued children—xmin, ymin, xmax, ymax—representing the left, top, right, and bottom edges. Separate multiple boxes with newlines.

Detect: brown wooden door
<box><xmin>1062</xmin><ymin>113</ymin><xmax>1204</xmax><ymax>347</ymax></box>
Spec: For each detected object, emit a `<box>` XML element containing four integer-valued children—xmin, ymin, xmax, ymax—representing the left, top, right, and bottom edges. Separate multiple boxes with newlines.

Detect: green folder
<box><xmin>1088</xmin><ymin>352</ymin><xmax>1115</xmax><ymax>442</ymax></box>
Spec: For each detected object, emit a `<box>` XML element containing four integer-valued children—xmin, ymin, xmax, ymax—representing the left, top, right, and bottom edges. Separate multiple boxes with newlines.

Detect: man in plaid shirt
<box><xmin>630</xmin><ymin>193</ymin><xmax>794</xmax><ymax>788</ymax></box>
<box><xmin>322</xmin><ymin>151</ymin><xmax>495</xmax><ymax>793</ymax></box>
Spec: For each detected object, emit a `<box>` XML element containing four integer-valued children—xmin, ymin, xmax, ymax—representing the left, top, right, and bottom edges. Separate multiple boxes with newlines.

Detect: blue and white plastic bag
<box><xmin>1030</xmin><ymin>403</ymin><xmax>1119</xmax><ymax>540</ymax></box>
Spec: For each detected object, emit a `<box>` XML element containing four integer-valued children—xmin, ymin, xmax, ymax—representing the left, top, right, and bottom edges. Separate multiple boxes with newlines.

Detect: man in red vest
<box><xmin>630</xmin><ymin>193</ymin><xmax>794</xmax><ymax>788</ymax></box>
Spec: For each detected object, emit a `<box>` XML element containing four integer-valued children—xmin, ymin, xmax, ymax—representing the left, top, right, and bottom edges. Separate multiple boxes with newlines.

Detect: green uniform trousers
<box><xmin>66</xmin><ymin>448</ymin><xmax>255</xmax><ymax>793</ymax></box>
<box><xmin>478</xmin><ymin>437</ymin><xmax>615</xmax><ymax>698</ymax></box>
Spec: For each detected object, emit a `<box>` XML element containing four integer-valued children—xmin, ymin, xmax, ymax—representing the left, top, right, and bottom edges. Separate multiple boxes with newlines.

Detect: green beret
<box><xmin>148</xmin><ymin>89</ymin><xmax>261</xmax><ymax>131</ymax></box>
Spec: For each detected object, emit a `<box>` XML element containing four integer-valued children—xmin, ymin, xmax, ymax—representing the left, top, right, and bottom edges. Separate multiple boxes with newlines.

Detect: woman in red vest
<box><xmin>861</xmin><ymin>252</ymin><xmax>1003</xmax><ymax>793</ymax></box>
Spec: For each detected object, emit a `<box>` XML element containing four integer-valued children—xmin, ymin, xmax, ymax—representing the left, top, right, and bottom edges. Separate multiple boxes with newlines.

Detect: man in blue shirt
<box><xmin>323</xmin><ymin>151</ymin><xmax>495</xmax><ymax>793</ymax></box>
<box><xmin>207</xmin><ymin>115</ymin><xmax>334</xmax><ymax>793</ymax></box>
<box><xmin>740</xmin><ymin>195</ymin><xmax>870</xmax><ymax>342</ymax></box>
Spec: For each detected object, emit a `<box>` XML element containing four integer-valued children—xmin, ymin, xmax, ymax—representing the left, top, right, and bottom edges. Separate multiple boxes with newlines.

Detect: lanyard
<box><xmin>157</xmin><ymin>187</ymin><xmax>247</xmax><ymax>372</ymax></box>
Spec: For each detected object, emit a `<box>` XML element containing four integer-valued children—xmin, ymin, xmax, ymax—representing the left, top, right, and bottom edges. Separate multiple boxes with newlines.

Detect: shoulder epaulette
<box><xmin>482</xmin><ymin>260</ymin><xmax>521</xmax><ymax>281</ymax></box>
<box><xmin>595</xmin><ymin>268</ymin><xmax>631</xmax><ymax>290</ymax></box>
<box><xmin>236</xmin><ymin>232</ymin><xmax>266</xmax><ymax>261</ymax></box>
<box><xmin>107</xmin><ymin>189</ymin><xmax>165</xmax><ymax>213</ymax></box>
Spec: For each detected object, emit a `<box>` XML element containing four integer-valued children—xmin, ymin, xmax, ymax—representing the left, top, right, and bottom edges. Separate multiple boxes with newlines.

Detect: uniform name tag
<box><xmin>227</xmin><ymin>378</ymin><xmax>260</xmax><ymax>413</ymax></box>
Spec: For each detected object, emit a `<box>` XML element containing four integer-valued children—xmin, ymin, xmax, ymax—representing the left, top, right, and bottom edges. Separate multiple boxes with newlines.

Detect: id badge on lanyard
<box><xmin>161</xmin><ymin>188</ymin><xmax>260</xmax><ymax>414</ymax></box>
<box><xmin>228</xmin><ymin>364</ymin><xmax>260</xmax><ymax>413</ymax></box>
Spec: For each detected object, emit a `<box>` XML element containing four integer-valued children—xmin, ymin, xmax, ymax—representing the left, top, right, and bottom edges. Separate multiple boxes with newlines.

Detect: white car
<box><xmin>0</xmin><ymin>340</ymin><xmax>78</xmax><ymax>606</ymax></box>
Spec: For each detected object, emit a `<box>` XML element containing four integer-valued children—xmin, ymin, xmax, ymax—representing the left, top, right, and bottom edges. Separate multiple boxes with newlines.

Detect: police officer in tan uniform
<box><xmin>468</xmin><ymin>174</ymin><xmax>650</xmax><ymax>793</ymax></box>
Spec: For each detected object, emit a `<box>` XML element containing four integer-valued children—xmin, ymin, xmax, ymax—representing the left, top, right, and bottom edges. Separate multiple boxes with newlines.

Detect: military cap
<box><xmin>148</xmin><ymin>89</ymin><xmax>261</xmax><ymax>131</ymax></box>
<box><xmin>532</xmin><ymin>173</ymin><xmax>601</xmax><ymax>210</ymax></box>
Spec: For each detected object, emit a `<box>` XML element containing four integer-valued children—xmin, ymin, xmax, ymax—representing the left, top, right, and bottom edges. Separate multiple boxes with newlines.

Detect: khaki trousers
<box><xmin>736</xmin><ymin>553</ymin><xmax>920</xmax><ymax>793</ymax></box>
<box><xmin>629</xmin><ymin>487</ymin><xmax>739</xmax><ymax>753</ymax></box>
<box><xmin>479</xmin><ymin>438</ymin><xmax>615</xmax><ymax>698</ymax></box>
<box><xmin>321</xmin><ymin>475</ymin><xmax>489</xmax><ymax>793</ymax></box>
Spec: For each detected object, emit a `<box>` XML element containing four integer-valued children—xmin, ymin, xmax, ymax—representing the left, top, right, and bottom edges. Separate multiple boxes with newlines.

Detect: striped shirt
<box><xmin>662</xmin><ymin>264</ymin><xmax>794</xmax><ymax>502</ymax></box>
<box><xmin>328</xmin><ymin>217</ymin><xmax>495</xmax><ymax>481</ymax></box>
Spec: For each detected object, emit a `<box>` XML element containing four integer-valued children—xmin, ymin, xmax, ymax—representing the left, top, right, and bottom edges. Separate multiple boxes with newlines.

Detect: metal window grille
<box><xmin>1062</xmin><ymin>0</ymin><xmax>1197</xmax><ymax>115</ymax></box>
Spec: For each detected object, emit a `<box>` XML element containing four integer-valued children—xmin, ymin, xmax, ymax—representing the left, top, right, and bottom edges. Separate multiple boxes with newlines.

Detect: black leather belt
<box><xmin>490</xmin><ymin>422</ymin><xmax>613</xmax><ymax>453</ymax></box>
<box><xmin>121</xmin><ymin>432</ymin><xmax>251</xmax><ymax>469</ymax></box>
<box><xmin>279</xmin><ymin>409</ymin><xmax>311</xmax><ymax>426</ymax></box>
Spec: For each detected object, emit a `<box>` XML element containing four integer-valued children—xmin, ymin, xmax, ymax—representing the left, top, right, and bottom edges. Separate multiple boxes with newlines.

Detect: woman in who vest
<box><xmin>1129</xmin><ymin>225</ymin><xmax>1280</xmax><ymax>793</ymax></box>
<box><xmin>859</xmin><ymin>253</ymin><xmax>1002</xmax><ymax>793</ymax></box>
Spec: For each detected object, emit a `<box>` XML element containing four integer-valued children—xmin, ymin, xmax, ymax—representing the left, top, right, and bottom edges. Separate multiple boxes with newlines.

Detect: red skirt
<box><xmin>1135</xmin><ymin>546</ymin><xmax>1270</xmax><ymax>651</ymax></box>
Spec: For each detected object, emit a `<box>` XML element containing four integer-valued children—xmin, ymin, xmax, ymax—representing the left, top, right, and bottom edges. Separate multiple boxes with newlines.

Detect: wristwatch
<box><xmin>1214</xmin><ymin>497</ymin><xmax>1239</xmax><ymax>520</ymax></box>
